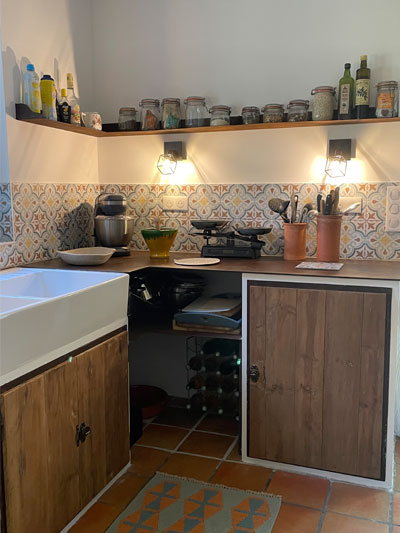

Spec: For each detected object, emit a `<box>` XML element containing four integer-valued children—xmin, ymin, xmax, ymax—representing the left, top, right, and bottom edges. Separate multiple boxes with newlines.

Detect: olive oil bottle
<box><xmin>355</xmin><ymin>55</ymin><xmax>371</xmax><ymax>119</ymax></box>
<box><xmin>338</xmin><ymin>63</ymin><xmax>354</xmax><ymax>119</ymax></box>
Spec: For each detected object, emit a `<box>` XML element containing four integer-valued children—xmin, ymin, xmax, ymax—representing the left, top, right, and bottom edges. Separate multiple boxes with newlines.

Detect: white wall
<box><xmin>0</xmin><ymin>29</ymin><xmax>9</xmax><ymax>184</ymax></box>
<box><xmin>98</xmin><ymin>122</ymin><xmax>400</xmax><ymax>184</ymax></box>
<box><xmin>1</xmin><ymin>0</ymin><xmax>97</xmax><ymax>183</ymax></box>
<box><xmin>92</xmin><ymin>0</ymin><xmax>400</xmax><ymax>123</ymax></box>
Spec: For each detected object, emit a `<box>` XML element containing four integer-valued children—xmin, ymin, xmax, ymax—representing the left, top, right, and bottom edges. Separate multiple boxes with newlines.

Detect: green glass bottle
<box><xmin>355</xmin><ymin>55</ymin><xmax>371</xmax><ymax>119</ymax></box>
<box><xmin>338</xmin><ymin>63</ymin><xmax>354</xmax><ymax>120</ymax></box>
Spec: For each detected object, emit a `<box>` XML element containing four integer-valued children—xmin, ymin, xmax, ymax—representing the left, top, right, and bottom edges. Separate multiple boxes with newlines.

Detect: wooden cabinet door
<box><xmin>77</xmin><ymin>331</ymin><xmax>129</xmax><ymax>507</ymax></box>
<box><xmin>248</xmin><ymin>283</ymin><xmax>388</xmax><ymax>479</ymax></box>
<box><xmin>1</xmin><ymin>359</ymin><xmax>79</xmax><ymax>533</ymax></box>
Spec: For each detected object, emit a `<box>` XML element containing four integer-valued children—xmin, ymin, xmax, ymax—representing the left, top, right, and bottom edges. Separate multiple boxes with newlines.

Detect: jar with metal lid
<box><xmin>311</xmin><ymin>86</ymin><xmax>336</xmax><ymax>121</ymax></box>
<box><xmin>139</xmin><ymin>99</ymin><xmax>160</xmax><ymax>130</ymax></box>
<box><xmin>118</xmin><ymin>107</ymin><xmax>136</xmax><ymax>131</ymax></box>
<box><xmin>376</xmin><ymin>81</ymin><xmax>399</xmax><ymax>118</ymax></box>
<box><xmin>241</xmin><ymin>106</ymin><xmax>260</xmax><ymax>124</ymax></box>
<box><xmin>161</xmin><ymin>98</ymin><xmax>181</xmax><ymax>129</ymax></box>
<box><xmin>210</xmin><ymin>105</ymin><xmax>231</xmax><ymax>126</ymax></box>
<box><xmin>287</xmin><ymin>100</ymin><xmax>309</xmax><ymax>122</ymax></box>
<box><xmin>184</xmin><ymin>96</ymin><xmax>209</xmax><ymax>127</ymax></box>
<box><xmin>262</xmin><ymin>104</ymin><xmax>284</xmax><ymax>123</ymax></box>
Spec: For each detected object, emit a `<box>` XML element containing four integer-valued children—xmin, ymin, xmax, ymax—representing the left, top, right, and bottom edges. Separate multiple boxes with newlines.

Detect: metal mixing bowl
<box><xmin>95</xmin><ymin>215</ymin><xmax>134</xmax><ymax>246</ymax></box>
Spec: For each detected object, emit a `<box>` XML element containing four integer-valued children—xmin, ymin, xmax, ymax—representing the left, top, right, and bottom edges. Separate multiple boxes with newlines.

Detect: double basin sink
<box><xmin>0</xmin><ymin>268</ymin><xmax>129</xmax><ymax>386</ymax></box>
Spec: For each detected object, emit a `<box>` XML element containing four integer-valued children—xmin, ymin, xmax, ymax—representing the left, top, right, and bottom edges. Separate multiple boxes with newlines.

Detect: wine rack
<box><xmin>185</xmin><ymin>336</ymin><xmax>241</xmax><ymax>419</ymax></box>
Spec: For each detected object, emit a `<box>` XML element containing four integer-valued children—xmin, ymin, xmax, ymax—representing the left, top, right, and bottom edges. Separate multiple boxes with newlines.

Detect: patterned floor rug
<box><xmin>105</xmin><ymin>472</ymin><xmax>281</xmax><ymax>532</ymax></box>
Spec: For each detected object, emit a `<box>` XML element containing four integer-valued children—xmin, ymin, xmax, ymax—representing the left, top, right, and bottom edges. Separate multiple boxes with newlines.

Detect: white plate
<box><xmin>173</xmin><ymin>257</ymin><xmax>221</xmax><ymax>266</ymax></box>
<box><xmin>57</xmin><ymin>247</ymin><xmax>116</xmax><ymax>266</ymax></box>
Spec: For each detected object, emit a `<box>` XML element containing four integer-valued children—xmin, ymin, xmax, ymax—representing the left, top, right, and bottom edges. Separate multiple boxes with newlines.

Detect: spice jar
<box><xmin>376</xmin><ymin>81</ymin><xmax>399</xmax><ymax>118</ymax></box>
<box><xmin>118</xmin><ymin>107</ymin><xmax>136</xmax><ymax>131</ymax></box>
<box><xmin>210</xmin><ymin>105</ymin><xmax>231</xmax><ymax>126</ymax></box>
<box><xmin>262</xmin><ymin>104</ymin><xmax>284</xmax><ymax>123</ymax></box>
<box><xmin>184</xmin><ymin>96</ymin><xmax>209</xmax><ymax>127</ymax></box>
<box><xmin>139</xmin><ymin>99</ymin><xmax>160</xmax><ymax>130</ymax></box>
<box><xmin>161</xmin><ymin>98</ymin><xmax>181</xmax><ymax>129</ymax></box>
<box><xmin>311</xmin><ymin>86</ymin><xmax>336</xmax><ymax>121</ymax></box>
<box><xmin>241</xmin><ymin>106</ymin><xmax>260</xmax><ymax>124</ymax></box>
<box><xmin>287</xmin><ymin>99</ymin><xmax>309</xmax><ymax>122</ymax></box>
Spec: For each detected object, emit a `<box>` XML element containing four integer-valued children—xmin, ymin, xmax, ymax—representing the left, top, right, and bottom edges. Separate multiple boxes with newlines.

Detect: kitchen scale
<box><xmin>191</xmin><ymin>220</ymin><xmax>271</xmax><ymax>259</ymax></box>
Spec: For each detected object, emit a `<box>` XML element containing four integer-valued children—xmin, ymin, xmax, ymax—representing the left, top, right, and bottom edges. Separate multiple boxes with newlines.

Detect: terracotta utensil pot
<box><xmin>317</xmin><ymin>215</ymin><xmax>342</xmax><ymax>262</ymax></box>
<box><xmin>283</xmin><ymin>223</ymin><xmax>307</xmax><ymax>260</ymax></box>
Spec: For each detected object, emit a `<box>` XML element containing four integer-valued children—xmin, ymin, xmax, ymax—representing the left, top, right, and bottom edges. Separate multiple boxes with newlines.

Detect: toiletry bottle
<box><xmin>40</xmin><ymin>74</ymin><xmax>57</xmax><ymax>120</ymax></box>
<box><xmin>58</xmin><ymin>88</ymin><xmax>71</xmax><ymax>123</ymax></box>
<box><xmin>66</xmin><ymin>73</ymin><xmax>81</xmax><ymax>126</ymax></box>
<box><xmin>23</xmin><ymin>64</ymin><xmax>41</xmax><ymax>113</ymax></box>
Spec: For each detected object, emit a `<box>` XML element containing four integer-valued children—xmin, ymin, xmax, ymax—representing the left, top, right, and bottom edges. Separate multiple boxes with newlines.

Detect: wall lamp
<box><xmin>157</xmin><ymin>141</ymin><xmax>186</xmax><ymax>175</ymax></box>
<box><xmin>325</xmin><ymin>139</ymin><xmax>354</xmax><ymax>178</ymax></box>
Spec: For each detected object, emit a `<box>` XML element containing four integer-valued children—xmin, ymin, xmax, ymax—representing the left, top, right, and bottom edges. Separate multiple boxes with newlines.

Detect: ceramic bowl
<box><xmin>141</xmin><ymin>228</ymin><xmax>177</xmax><ymax>258</ymax></box>
<box><xmin>57</xmin><ymin>247</ymin><xmax>115</xmax><ymax>265</ymax></box>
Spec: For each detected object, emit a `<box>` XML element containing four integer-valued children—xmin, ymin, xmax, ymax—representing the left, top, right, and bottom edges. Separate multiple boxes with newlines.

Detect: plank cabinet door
<box><xmin>77</xmin><ymin>331</ymin><xmax>129</xmax><ymax>507</ymax></box>
<box><xmin>248</xmin><ymin>283</ymin><xmax>388</xmax><ymax>479</ymax></box>
<box><xmin>1</xmin><ymin>359</ymin><xmax>80</xmax><ymax>533</ymax></box>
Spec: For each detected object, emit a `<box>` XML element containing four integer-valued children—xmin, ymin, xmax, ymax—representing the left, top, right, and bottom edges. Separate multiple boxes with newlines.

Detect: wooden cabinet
<box><xmin>248</xmin><ymin>283</ymin><xmax>389</xmax><ymax>480</ymax></box>
<box><xmin>1</xmin><ymin>330</ymin><xmax>129</xmax><ymax>533</ymax></box>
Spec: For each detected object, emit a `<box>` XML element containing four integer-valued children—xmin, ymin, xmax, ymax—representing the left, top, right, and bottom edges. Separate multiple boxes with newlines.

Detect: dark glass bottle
<box><xmin>186</xmin><ymin>375</ymin><xmax>205</xmax><ymax>390</ymax></box>
<box><xmin>186</xmin><ymin>356</ymin><xmax>204</xmax><ymax>371</ymax></box>
<box><xmin>338</xmin><ymin>63</ymin><xmax>354</xmax><ymax>120</ymax></box>
<box><xmin>355</xmin><ymin>55</ymin><xmax>371</xmax><ymax>119</ymax></box>
<box><xmin>204</xmin><ymin>356</ymin><xmax>219</xmax><ymax>372</ymax></box>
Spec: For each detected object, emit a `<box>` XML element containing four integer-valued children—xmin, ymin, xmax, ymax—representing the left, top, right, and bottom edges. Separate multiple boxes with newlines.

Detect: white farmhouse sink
<box><xmin>0</xmin><ymin>268</ymin><xmax>129</xmax><ymax>386</ymax></box>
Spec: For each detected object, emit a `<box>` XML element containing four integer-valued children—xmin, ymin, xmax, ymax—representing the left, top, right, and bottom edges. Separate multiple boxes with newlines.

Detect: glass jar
<box><xmin>161</xmin><ymin>98</ymin><xmax>181</xmax><ymax>129</ymax></box>
<box><xmin>118</xmin><ymin>107</ymin><xmax>136</xmax><ymax>131</ymax></box>
<box><xmin>139</xmin><ymin>99</ymin><xmax>160</xmax><ymax>130</ymax></box>
<box><xmin>311</xmin><ymin>86</ymin><xmax>336</xmax><ymax>121</ymax></box>
<box><xmin>210</xmin><ymin>105</ymin><xmax>231</xmax><ymax>126</ymax></box>
<box><xmin>376</xmin><ymin>81</ymin><xmax>399</xmax><ymax>118</ymax></box>
<box><xmin>241</xmin><ymin>106</ymin><xmax>260</xmax><ymax>124</ymax></box>
<box><xmin>184</xmin><ymin>96</ymin><xmax>209</xmax><ymax>127</ymax></box>
<box><xmin>262</xmin><ymin>104</ymin><xmax>284</xmax><ymax>123</ymax></box>
<box><xmin>287</xmin><ymin>99</ymin><xmax>309</xmax><ymax>122</ymax></box>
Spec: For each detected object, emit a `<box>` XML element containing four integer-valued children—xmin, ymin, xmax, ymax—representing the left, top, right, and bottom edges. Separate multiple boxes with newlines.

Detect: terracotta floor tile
<box><xmin>328</xmin><ymin>482</ymin><xmax>389</xmax><ymax>522</ymax></box>
<box><xmin>209</xmin><ymin>461</ymin><xmax>272</xmax><ymax>491</ymax></box>
<box><xmin>178</xmin><ymin>431</ymin><xmax>234</xmax><ymax>458</ymax></box>
<box><xmin>394</xmin><ymin>527</ymin><xmax>400</xmax><ymax>533</ymax></box>
<box><xmin>395</xmin><ymin>466</ymin><xmax>400</xmax><ymax>491</ymax></box>
<box><xmin>154</xmin><ymin>406</ymin><xmax>201</xmax><ymax>428</ymax></box>
<box><xmin>272</xmin><ymin>503</ymin><xmax>321</xmax><ymax>533</ymax></box>
<box><xmin>159</xmin><ymin>452</ymin><xmax>219</xmax><ymax>481</ymax></box>
<box><xmin>321</xmin><ymin>512</ymin><xmax>389</xmax><ymax>533</ymax></box>
<box><xmin>227</xmin><ymin>441</ymin><xmax>242</xmax><ymax>462</ymax></box>
<box><xmin>197</xmin><ymin>414</ymin><xmax>239</xmax><ymax>436</ymax></box>
<box><xmin>99</xmin><ymin>472</ymin><xmax>150</xmax><ymax>512</ymax></box>
<box><xmin>393</xmin><ymin>492</ymin><xmax>400</xmax><ymax>525</ymax></box>
<box><xmin>129</xmin><ymin>446</ymin><xmax>170</xmax><ymax>476</ymax></box>
<box><xmin>266</xmin><ymin>471</ymin><xmax>329</xmax><ymax>509</ymax></box>
<box><xmin>136</xmin><ymin>424</ymin><xmax>188</xmax><ymax>450</ymax></box>
<box><xmin>68</xmin><ymin>502</ymin><xmax>119</xmax><ymax>533</ymax></box>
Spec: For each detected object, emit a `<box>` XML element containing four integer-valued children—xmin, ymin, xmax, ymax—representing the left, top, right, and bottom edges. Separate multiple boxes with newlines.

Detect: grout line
<box><xmin>206</xmin><ymin>436</ymin><xmax>240</xmax><ymax>484</ymax></box>
<box><xmin>170</xmin><ymin>412</ymin><xmax>208</xmax><ymax>453</ymax></box>
<box><xmin>389</xmin><ymin>490</ymin><xmax>394</xmax><ymax>533</ymax></box>
<box><xmin>316</xmin><ymin>480</ymin><xmax>332</xmax><ymax>533</ymax></box>
<box><xmin>322</xmin><ymin>509</ymin><xmax>392</xmax><ymax>526</ymax></box>
<box><xmin>149</xmin><ymin>422</ymin><xmax>237</xmax><ymax>437</ymax></box>
<box><xmin>264</xmin><ymin>470</ymin><xmax>275</xmax><ymax>491</ymax></box>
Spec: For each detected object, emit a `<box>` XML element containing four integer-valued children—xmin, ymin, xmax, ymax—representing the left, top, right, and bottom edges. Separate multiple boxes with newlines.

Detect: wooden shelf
<box><xmin>19</xmin><ymin>116</ymin><xmax>400</xmax><ymax>137</ymax></box>
<box><xmin>129</xmin><ymin>319</ymin><xmax>242</xmax><ymax>340</ymax></box>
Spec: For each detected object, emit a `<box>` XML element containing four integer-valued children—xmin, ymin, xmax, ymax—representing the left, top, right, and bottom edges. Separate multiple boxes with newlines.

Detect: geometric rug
<box><xmin>105</xmin><ymin>472</ymin><xmax>281</xmax><ymax>532</ymax></box>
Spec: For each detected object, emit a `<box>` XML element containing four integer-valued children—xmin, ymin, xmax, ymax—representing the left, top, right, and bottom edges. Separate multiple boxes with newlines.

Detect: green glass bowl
<box><xmin>141</xmin><ymin>228</ymin><xmax>178</xmax><ymax>258</ymax></box>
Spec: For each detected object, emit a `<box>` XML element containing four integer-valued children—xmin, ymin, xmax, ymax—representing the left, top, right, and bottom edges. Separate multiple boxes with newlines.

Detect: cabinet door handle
<box><xmin>249</xmin><ymin>364</ymin><xmax>260</xmax><ymax>383</ymax></box>
<box><xmin>76</xmin><ymin>422</ymin><xmax>91</xmax><ymax>446</ymax></box>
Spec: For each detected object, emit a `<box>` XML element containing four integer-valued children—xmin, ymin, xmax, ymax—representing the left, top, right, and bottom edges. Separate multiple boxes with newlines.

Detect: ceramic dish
<box><xmin>173</xmin><ymin>258</ymin><xmax>221</xmax><ymax>266</ymax></box>
<box><xmin>57</xmin><ymin>247</ymin><xmax>116</xmax><ymax>266</ymax></box>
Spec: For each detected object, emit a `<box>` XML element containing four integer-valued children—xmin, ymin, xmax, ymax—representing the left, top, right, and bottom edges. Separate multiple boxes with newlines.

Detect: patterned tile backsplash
<box><xmin>1</xmin><ymin>181</ymin><xmax>400</xmax><ymax>269</ymax></box>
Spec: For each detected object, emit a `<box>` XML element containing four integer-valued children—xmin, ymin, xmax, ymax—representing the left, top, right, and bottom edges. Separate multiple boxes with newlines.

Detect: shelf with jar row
<box><xmin>15</xmin><ymin>104</ymin><xmax>400</xmax><ymax>138</ymax></box>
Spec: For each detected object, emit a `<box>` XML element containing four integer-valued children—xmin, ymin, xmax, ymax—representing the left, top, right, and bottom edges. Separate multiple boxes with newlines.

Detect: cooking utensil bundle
<box><xmin>268</xmin><ymin>195</ymin><xmax>317</xmax><ymax>224</ymax></box>
<box><xmin>316</xmin><ymin>186</ymin><xmax>340</xmax><ymax>215</ymax></box>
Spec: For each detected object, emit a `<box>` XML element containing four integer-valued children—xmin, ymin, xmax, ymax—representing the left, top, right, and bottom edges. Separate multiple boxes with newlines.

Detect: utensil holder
<box><xmin>317</xmin><ymin>215</ymin><xmax>342</xmax><ymax>262</ymax></box>
<box><xmin>283</xmin><ymin>223</ymin><xmax>307</xmax><ymax>260</ymax></box>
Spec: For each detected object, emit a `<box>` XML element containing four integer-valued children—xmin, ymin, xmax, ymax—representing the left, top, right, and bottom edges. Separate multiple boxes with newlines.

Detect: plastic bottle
<box><xmin>40</xmin><ymin>74</ymin><xmax>57</xmax><ymax>121</ymax></box>
<box><xmin>23</xmin><ymin>64</ymin><xmax>41</xmax><ymax>113</ymax></box>
<box><xmin>66</xmin><ymin>73</ymin><xmax>81</xmax><ymax>126</ymax></box>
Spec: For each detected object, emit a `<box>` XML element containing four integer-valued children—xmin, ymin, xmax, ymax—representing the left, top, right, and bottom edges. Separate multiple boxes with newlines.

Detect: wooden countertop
<box><xmin>28</xmin><ymin>251</ymin><xmax>400</xmax><ymax>281</ymax></box>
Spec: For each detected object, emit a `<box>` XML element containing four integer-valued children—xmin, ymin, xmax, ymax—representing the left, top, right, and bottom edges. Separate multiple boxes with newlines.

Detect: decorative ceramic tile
<box><xmin>1</xmin><ymin>181</ymin><xmax>399</xmax><ymax>270</ymax></box>
<box><xmin>0</xmin><ymin>183</ymin><xmax>13</xmax><ymax>242</ymax></box>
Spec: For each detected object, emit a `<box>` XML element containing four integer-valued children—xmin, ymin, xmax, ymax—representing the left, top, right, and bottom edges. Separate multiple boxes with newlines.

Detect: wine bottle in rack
<box><xmin>186</xmin><ymin>375</ymin><xmax>205</xmax><ymax>390</ymax></box>
<box><xmin>189</xmin><ymin>392</ymin><xmax>206</xmax><ymax>412</ymax></box>
<box><xmin>202</xmin><ymin>338</ymin><xmax>240</xmax><ymax>358</ymax></box>
<box><xmin>186</xmin><ymin>355</ymin><xmax>205</xmax><ymax>371</ymax></box>
<box><xmin>221</xmin><ymin>376</ymin><xmax>239</xmax><ymax>393</ymax></box>
<box><xmin>219</xmin><ymin>360</ymin><xmax>236</xmax><ymax>375</ymax></box>
<box><xmin>205</xmin><ymin>375</ymin><xmax>219</xmax><ymax>391</ymax></box>
<box><xmin>204</xmin><ymin>356</ymin><xmax>220</xmax><ymax>372</ymax></box>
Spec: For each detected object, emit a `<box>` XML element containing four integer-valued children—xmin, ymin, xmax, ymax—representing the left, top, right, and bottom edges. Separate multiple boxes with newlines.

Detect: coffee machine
<box><xmin>94</xmin><ymin>193</ymin><xmax>134</xmax><ymax>256</ymax></box>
